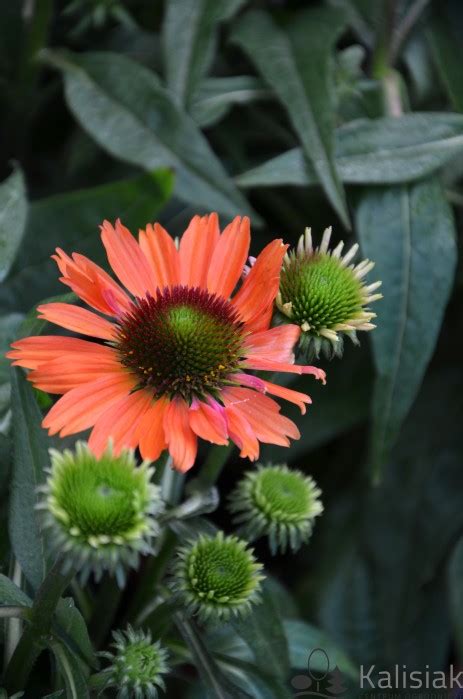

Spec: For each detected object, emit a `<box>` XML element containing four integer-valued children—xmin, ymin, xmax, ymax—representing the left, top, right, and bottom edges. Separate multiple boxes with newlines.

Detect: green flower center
<box><xmin>115</xmin><ymin>286</ymin><xmax>244</xmax><ymax>401</ymax></box>
<box><xmin>280</xmin><ymin>254</ymin><xmax>363</xmax><ymax>332</ymax></box>
<box><xmin>117</xmin><ymin>641</ymin><xmax>162</xmax><ymax>683</ymax></box>
<box><xmin>50</xmin><ymin>453</ymin><xmax>149</xmax><ymax>541</ymax></box>
<box><xmin>254</xmin><ymin>468</ymin><xmax>313</xmax><ymax>523</ymax></box>
<box><xmin>188</xmin><ymin>537</ymin><xmax>256</xmax><ymax>603</ymax></box>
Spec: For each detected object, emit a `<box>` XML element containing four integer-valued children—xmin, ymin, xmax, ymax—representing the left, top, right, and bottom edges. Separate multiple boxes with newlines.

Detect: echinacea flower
<box><xmin>228</xmin><ymin>463</ymin><xmax>323</xmax><ymax>554</ymax></box>
<box><xmin>7</xmin><ymin>214</ymin><xmax>325</xmax><ymax>471</ymax></box>
<box><xmin>97</xmin><ymin>626</ymin><xmax>169</xmax><ymax>699</ymax></box>
<box><xmin>38</xmin><ymin>442</ymin><xmax>163</xmax><ymax>585</ymax></box>
<box><xmin>276</xmin><ymin>226</ymin><xmax>382</xmax><ymax>359</ymax></box>
<box><xmin>172</xmin><ymin>531</ymin><xmax>264</xmax><ymax>622</ymax></box>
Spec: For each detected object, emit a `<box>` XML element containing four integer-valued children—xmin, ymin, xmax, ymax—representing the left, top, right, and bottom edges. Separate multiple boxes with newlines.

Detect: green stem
<box><xmin>88</xmin><ymin>577</ymin><xmax>122</xmax><ymax>649</ymax></box>
<box><xmin>197</xmin><ymin>443</ymin><xmax>233</xmax><ymax>489</ymax></box>
<box><xmin>4</xmin><ymin>558</ymin><xmax>73</xmax><ymax>693</ymax></box>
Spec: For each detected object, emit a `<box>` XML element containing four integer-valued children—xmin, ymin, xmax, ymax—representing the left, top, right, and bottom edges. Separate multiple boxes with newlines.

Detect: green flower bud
<box><xmin>37</xmin><ymin>441</ymin><xmax>164</xmax><ymax>585</ymax></box>
<box><xmin>97</xmin><ymin>626</ymin><xmax>169</xmax><ymax>699</ymax></box>
<box><xmin>228</xmin><ymin>464</ymin><xmax>323</xmax><ymax>554</ymax></box>
<box><xmin>276</xmin><ymin>227</ymin><xmax>382</xmax><ymax>359</ymax></box>
<box><xmin>172</xmin><ymin>531</ymin><xmax>265</xmax><ymax>623</ymax></box>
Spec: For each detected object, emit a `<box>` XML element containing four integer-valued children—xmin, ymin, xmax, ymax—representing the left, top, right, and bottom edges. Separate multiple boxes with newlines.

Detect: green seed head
<box><xmin>38</xmin><ymin>442</ymin><xmax>164</xmax><ymax>585</ymax></box>
<box><xmin>277</xmin><ymin>227</ymin><xmax>382</xmax><ymax>359</ymax></box>
<box><xmin>172</xmin><ymin>531</ymin><xmax>265</xmax><ymax>623</ymax></box>
<box><xmin>228</xmin><ymin>464</ymin><xmax>323</xmax><ymax>554</ymax></box>
<box><xmin>97</xmin><ymin>626</ymin><xmax>169</xmax><ymax>699</ymax></box>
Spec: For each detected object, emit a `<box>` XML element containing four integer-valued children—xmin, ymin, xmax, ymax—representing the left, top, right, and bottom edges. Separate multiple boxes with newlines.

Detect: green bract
<box><xmin>38</xmin><ymin>441</ymin><xmax>164</xmax><ymax>585</ymax></box>
<box><xmin>97</xmin><ymin>626</ymin><xmax>169</xmax><ymax>699</ymax></box>
<box><xmin>172</xmin><ymin>531</ymin><xmax>265</xmax><ymax>622</ymax></box>
<box><xmin>228</xmin><ymin>464</ymin><xmax>323</xmax><ymax>554</ymax></box>
<box><xmin>277</xmin><ymin>227</ymin><xmax>382</xmax><ymax>359</ymax></box>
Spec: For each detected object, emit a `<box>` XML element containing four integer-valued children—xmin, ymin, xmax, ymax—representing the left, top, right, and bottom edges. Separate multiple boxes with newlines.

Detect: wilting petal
<box><xmin>261</xmin><ymin>379</ymin><xmax>312</xmax><ymax>414</ymax></box>
<box><xmin>163</xmin><ymin>399</ymin><xmax>198</xmax><ymax>472</ymax></box>
<box><xmin>189</xmin><ymin>398</ymin><xmax>228</xmax><ymax>445</ymax></box>
<box><xmin>245</xmin><ymin>357</ymin><xmax>326</xmax><ymax>383</ymax></box>
<box><xmin>101</xmin><ymin>219</ymin><xmax>156</xmax><ymax>297</ymax></box>
<box><xmin>180</xmin><ymin>214</ymin><xmax>220</xmax><ymax>288</ymax></box>
<box><xmin>224</xmin><ymin>403</ymin><xmax>260</xmax><ymax>460</ymax></box>
<box><xmin>53</xmin><ymin>248</ymin><xmax>131</xmax><ymax>316</ymax></box>
<box><xmin>139</xmin><ymin>222</ymin><xmax>180</xmax><ymax>289</ymax></box>
<box><xmin>37</xmin><ymin>303</ymin><xmax>115</xmax><ymax>340</ymax></box>
<box><xmin>207</xmin><ymin>216</ymin><xmax>250</xmax><ymax>298</ymax></box>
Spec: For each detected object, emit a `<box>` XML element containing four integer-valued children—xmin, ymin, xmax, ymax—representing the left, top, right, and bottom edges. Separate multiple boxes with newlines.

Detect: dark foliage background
<box><xmin>1</xmin><ymin>0</ymin><xmax>463</xmax><ymax>696</ymax></box>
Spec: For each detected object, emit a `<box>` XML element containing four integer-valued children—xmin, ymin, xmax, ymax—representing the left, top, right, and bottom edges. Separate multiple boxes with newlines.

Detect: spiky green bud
<box><xmin>97</xmin><ymin>626</ymin><xmax>169</xmax><ymax>699</ymax></box>
<box><xmin>276</xmin><ymin>227</ymin><xmax>382</xmax><ymax>359</ymax></box>
<box><xmin>228</xmin><ymin>464</ymin><xmax>323</xmax><ymax>554</ymax></box>
<box><xmin>37</xmin><ymin>441</ymin><xmax>164</xmax><ymax>585</ymax></box>
<box><xmin>172</xmin><ymin>531</ymin><xmax>265</xmax><ymax>623</ymax></box>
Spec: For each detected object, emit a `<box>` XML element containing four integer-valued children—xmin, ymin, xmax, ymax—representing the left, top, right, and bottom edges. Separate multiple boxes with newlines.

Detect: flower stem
<box><xmin>4</xmin><ymin>558</ymin><xmax>73</xmax><ymax>693</ymax></box>
<box><xmin>198</xmin><ymin>443</ymin><xmax>234</xmax><ymax>489</ymax></box>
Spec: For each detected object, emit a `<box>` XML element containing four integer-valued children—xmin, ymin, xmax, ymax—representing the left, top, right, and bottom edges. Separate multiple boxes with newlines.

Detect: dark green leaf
<box><xmin>216</xmin><ymin>658</ymin><xmax>289</xmax><ymax>699</ymax></box>
<box><xmin>0</xmin><ymin>574</ymin><xmax>32</xmax><ymax>607</ymax></box>
<box><xmin>231</xmin><ymin>583</ymin><xmax>290</xmax><ymax>682</ymax></box>
<box><xmin>0</xmin><ymin>314</ymin><xmax>24</xmax><ymax>430</ymax></box>
<box><xmin>355</xmin><ymin>178</ymin><xmax>456</xmax><ymax>477</ymax></box>
<box><xmin>163</xmin><ymin>0</ymin><xmax>245</xmax><ymax>108</ymax></box>
<box><xmin>1</xmin><ymin>170</ymin><xmax>173</xmax><ymax>313</ymax></box>
<box><xmin>191</xmin><ymin>76</ymin><xmax>270</xmax><ymax>127</ymax></box>
<box><xmin>236</xmin><ymin>113</ymin><xmax>463</xmax><ymax>187</ymax></box>
<box><xmin>232</xmin><ymin>8</ymin><xmax>349</xmax><ymax>227</ymax></box>
<box><xmin>55</xmin><ymin>598</ymin><xmax>95</xmax><ymax>668</ymax></box>
<box><xmin>175</xmin><ymin>613</ymin><xmax>252</xmax><ymax>699</ymax></box>
<box><xmin>42</xmin><ymin>50</ymin><xmax>254</xmax><ymax>220</ymax></box>
<box><xmin>48</xmin><ymin>639</ymin><xmax>89</xmax><ymax>699</ymax></box>
<box><xmin>9</xmin><ymin>368</ymin><xmax>49</xmax><ymax>590</ymax></box>
<box><xmin>0</xmin><ymin>168</ymin><xmax>28</xmax><ymax>283</ymax></box>
<box><xmin>427</xmin><ymin>14</ymin><xmax>463</xmax><ymax>112</ymax></box>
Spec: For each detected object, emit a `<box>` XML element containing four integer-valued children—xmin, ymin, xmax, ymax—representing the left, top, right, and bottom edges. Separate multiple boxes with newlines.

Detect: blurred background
<box><xmin>1</xmin><ymin>0</ymin><xmax>463</xmax><ymax>696</ymax></box>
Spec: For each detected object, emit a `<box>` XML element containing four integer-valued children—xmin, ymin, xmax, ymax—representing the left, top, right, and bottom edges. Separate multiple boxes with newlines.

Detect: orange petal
<box><xmin>139</xmin><ymin>222</ymin><xmax>180</xmax><ymax>290</ymax></box>
<box><xmin>232</xmin><ymin>239</ymin><xmax>287</xmax><ymax>325</ymax></box>
<box><xmin>163</xmin><ymin>399</ymin><xmax>198</xmax><ymax>472</ymax></box>
<box><xmin>28</xmin><ymin>351</ymin><xmax>122</xmax><ymax>394</ymax></box>
<box><xmin>7</xmin><ymin>336</ymin><xmax>113</xmax><ymax>370</ymax></box>
<box><xmin>222</xmin><ymin>387</ymin><xmax>299</xmax><ymax>446</ymax></box>
<box><xmin>179</xmin><ymin>214</ymin><xmax>220</xmax><ymax>288</ymax></box>
<box><xmin>37</xmin><ymin>303</ymin><xmax>115</xmax><ymax>340</ymax></box>
<box><xmin>101</xmin><ymin>219</ymin><xmax>156</xmax><ymax>298</ymax></box>
<box><xmin>245</xmin><ymin>357</ymin><xmax>326</xmax><ymax>382</ymax></box>
<box><xmin>243</xmin><ymin>303</ymin><xmax>273</xmax><ymax>334</ymax></box>
<box><xmin>53</xmin><ymin>249</ymin><xmax>131</xmax><ymax>316</ymax></box>
<box><xmin>42</xmin><ymin>373</ymin><xmax>135</xmax><ymax>437</ymax></box>
<box><xmin>88</xmin><ymin>389</ymin><xmax>153</xmax><ymax>456</ymax></box>
<box><xmin>207</xmin><ymin>216</ymin><xmax>250</xmax><ymax>298</ymax></box>
<box><xmin>189</xmin><ymin>399</ymin><xmax>229</xmax><ymax>445</ymax></box>
<box><xmin>261</xmin><ymin>379</ymin><xmax>312</xmax><ymax>415</ymax></box>
<box><xmin>224</xmin><ymin>404</ymin><xmax>260</xmax><ymax>460</ymax></box>
<box><xmin>243</xmin><ymin>325</ymin><xmax>300</xmax><ymax>364</ymax></box>
<box><xmin>137</xmin><ymin>397</ymin><xmax>169</xmax><ymax>462</ymax></box>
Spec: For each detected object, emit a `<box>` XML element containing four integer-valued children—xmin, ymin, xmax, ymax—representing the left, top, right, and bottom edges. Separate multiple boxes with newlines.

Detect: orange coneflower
<box><xmin>7</xmin><ymin>214</ymin><xmax>326</xmax><ymax>472</ymax></box>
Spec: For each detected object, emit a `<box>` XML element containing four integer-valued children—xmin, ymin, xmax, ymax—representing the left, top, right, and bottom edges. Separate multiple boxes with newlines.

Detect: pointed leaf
<box><xmin>0</xmin><ymin>574</ymin><xmax>32</xmax><ymax>607</ymax></box>
<box><xmin>231</xmin><ymin>8</ymin><xmax>349</xmax><ymax>227</ymax></box>
<box><xmin>42</xmin><ymin>50</ymin><xmax>254</xmax><ymax>220</ymax></box>
<box><xmin>355</xmin><ymin>178</ymin><xmax>456</xmax><ymax>478</ymax></box>
<box><xmin>48</xmin><ymin>640</ymin><xmax>89</xmax><ymax>699</ymax></box>
<box><xmin>0</xmin><ymin>168</ymin><xmax>28</xmax><ymax>283</ymax></box>
<box><xmin>236</xmin><ymin>113</ymin><xmax>463</xmax><ymax>187</ymax></box>
<box><xmin>9</xmin><ymin>368</ymin><xmax>49</xmax><ymax>590</ymax></box>
<box><xmin>163</xmin><ymin>0</ymin><xmax>245</xmax><ymax>108</ymax></box>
